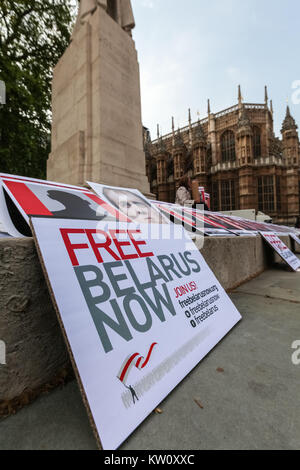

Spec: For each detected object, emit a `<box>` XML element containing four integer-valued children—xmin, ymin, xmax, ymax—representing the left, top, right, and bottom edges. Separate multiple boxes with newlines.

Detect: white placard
<box><xmin>0</xmin><ymin>173</ymin><xmax>120</xmax><ymax>237</ymax></box>
<box><xmin>32</xmin><ymin>217</ymin><xmax>242</xmax><ymax>450</ymax></box>
<box><xmin>290</xmin><ymin>233</ymin><xmax>300</xmax><ymax>248</ymax></box>
<box><xmin>87</xmin><ymin>182</ymin><xmax>169</xmax><ymax>226</ymax></box>
<box><xmin>260</xmin><ymin>232</ymin><xmax>300</xmax><ymax>272</ymax></box>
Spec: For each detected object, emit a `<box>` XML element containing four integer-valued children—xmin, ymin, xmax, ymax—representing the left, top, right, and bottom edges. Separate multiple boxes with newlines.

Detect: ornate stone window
<box><xmin>174</xmin><ymin>154</ymin><xmax>183</xmax><ymax>180</ymax></box>
<box><xmin>194</xmin><ymin>148</ymin><xmax>204</xmax><ymax>173</ymax></box>
<box><xmin>211</xmin><ymin>179</ymin><xmax>237</xmax><ymax>211</ymax></box>
<box><xmin>258</xmin><ymin>176</ymin><xmax>275</xmax><ymax>212</ymax></box>
<box><xmin>220</xmin><ymin>180</ymin><xmax>237</xmax><ymax>210</ymax></box>
<box><xmin>194</xmin><ymin>149</ymin><xmax>200</xmax><ymax>173</ymax></box>
<box><xmin>211</xmin><ymin>181</ymin><xmax>220</xmax><ymax>211</ymax></box>
<box><xmin>221</xmin><ymin>130</ymin><xmax>236</xmax><ymax>162</ymax></box>
<box><xmin>253</xmin><ymin>126</ymin><xmax>261</xmax><ymax>158</ymax></box>
<box><xmin>157</xmin><ymin>160</ymin><xmax>166</xmax><ymax>184</ymax></box>
<box><xmin>276</xmin><ymin>176</ymin><xmax>281</xmax><ymax>212</ymax></box>
<box><xmin>157</xmin><ymin>161</ymin><xmax>162</xmax><ymax>184</ymax></box>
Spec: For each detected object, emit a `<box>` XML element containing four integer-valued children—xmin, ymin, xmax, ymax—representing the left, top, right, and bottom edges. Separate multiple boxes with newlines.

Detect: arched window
<box><xmin>253</xmin><ymin>126</ymin><xmax>261</xmax><ymax>158</ymax></box>
<box><xmin>221</xmin><ymin>130</ymin><xmax>236</xmax><ymax>162</ymax></box>
<box><xmin>174</xmin><ymin>154</ymin><xmax>183</xmax><ymax>180</ymax></box>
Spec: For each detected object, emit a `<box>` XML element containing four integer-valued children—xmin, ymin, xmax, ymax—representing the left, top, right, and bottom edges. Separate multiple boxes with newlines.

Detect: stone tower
<box><xmin>154</xmin><ymin>126</ymin><xmax>168</xmax><ymax>202</ymax></box>
<box><xmin>192</xmin><ymin>118</ymin><xmax>207</xmax><ymax>189</ymax></box>
<box><xmin>236</xmin><ymin>87</ymin><xmax>255</xmax><ymax>209</ymax></box>
<box><xmin>47</xmin><ymin>0</ymin><xmax>150</xmax><ymax>194</ymax></box>
<box><xmin>281</xmin><ymin>106</ymin><xmax>300</xmax><ymax>223</ymax></box>
<box><xmin>172</xmin><ymin>128</ymin><xmax>186</xmax><ymax>185</ymax></box>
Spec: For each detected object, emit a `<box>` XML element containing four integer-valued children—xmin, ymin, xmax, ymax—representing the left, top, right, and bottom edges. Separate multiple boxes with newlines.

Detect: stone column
<box><xmin>47</xmin><ymin>6</ymin><xmax>150</xmax><ymax>194</ymax></box>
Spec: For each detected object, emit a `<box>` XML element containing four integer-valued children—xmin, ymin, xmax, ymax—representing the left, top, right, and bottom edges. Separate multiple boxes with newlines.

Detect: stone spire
<box><xmin>238</xmin><ymin>85</ymin><xmax>243</xmax><ymax>118</ymax></box>
<box><xmin>264</xmin><ymin>85</ymin><xmax>268</xmax><ymax>106</ymax></box>
<box><xmin>157</xmin><ymin>135</ymin><xmax>166</xmax><ymax>153</ymax></box>
<box><xmin>155</xmin><ymin>124</ymin><xmax>166</xmax><ymax>153</ymax></box>
<box><xmin>188</xmin><ymin>108</ymin><xmax>193</xmax><ymax>148</ymax></box>
<box><xmin>171</xmin><ymin>116</ymin><xmax>175</xmax><ymax>145</ymax></box>
<box><xmin>281</xmin><ymin>106</ymin><xmax>298</xmax><ymax>132</ymax></box>
<box><xmin>174</xmin><ymin>128</ymin><xmax>185</xmax><ymax>148</ymax></box>
<box><xmin>207</xmin><ymin>99</ymin><xmax>211</xmax><ymax>115</ymax></box>
<box><xmin>193</xmin><ymin>119</ymin><xmax>205</xmax><ymax>143</ymax></box>
<box><xmin>238</xmin><ymin>84</ymin><xmax>242</xmax><ymax>106</ymax></box>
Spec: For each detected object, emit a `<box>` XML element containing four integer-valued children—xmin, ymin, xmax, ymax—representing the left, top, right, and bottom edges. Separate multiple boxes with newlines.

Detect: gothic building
<box><xmin>144</xmin><ymin>86</ymin><xmax>300</xmax><ymax>225</ymax></box>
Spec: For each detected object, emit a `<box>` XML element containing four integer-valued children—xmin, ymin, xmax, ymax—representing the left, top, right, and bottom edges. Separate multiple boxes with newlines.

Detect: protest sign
<box><xmin>0</xmin><ymin>232</ymin><xmax>10</xmax><ymax>239</ymax></box>
<box><xmin>260</xmin><ymin>232</ymin><xmax>300</xmax><ymax>271</ymax></box>
<box><xmin>151</xmin><ymin>201</ymin><xmax>232</xmax><ymax>236</ymax></box>
<box><xmin>31</xmin><ymin>217</ymin><xmax>242</xmax><ymax>450</ymax></box>
<box><xmin>0</xmin><ymin>173</ymin><xmax>126</xmax><ymax>237</ymax></box>
<box><xmin>87</xmin><ymin>182</ymin><xmax>168</xmax><ymax>226</ymax></box>
<box><xmin>205</xmin><ymin>193</ymin><xmax>211</xmax><ymax>210</ymax></box>
<box><xmin>205</xmin><ymin>213</ymin><xmax>256</xmax><ymax>236</ymax></box>
<box><xmin>0</xmin><ymin>218</ymin><xmax>10</xmax><ymax>238</ymax></box>
<box><xmin>290</xmin><ymin>233</ymin><xmax>300</xmax><ymax>249</ymax></box>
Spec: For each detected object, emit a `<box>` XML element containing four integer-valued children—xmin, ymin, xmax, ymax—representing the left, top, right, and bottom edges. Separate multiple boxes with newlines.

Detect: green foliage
<box><xmin>0</xmin><ymin>0</ymin><xmax>76</xmax><ymax>178</ymax></box>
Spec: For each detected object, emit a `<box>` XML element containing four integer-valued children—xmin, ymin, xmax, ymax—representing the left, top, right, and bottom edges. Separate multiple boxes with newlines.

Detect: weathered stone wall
<box><xmin>0</xmin><ymin>234</ymin><xmax>295</xmax><ymax>415</ymax></box>
<box><xmin>0</xmin><ymin>238</ymin><xmax>70</xmax><ymax>413</ymax></box>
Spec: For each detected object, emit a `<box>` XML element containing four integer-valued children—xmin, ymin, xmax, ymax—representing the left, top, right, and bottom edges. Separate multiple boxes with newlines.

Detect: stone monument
<box><xmin>47</xmin><ymin>0</ymin><xmax>150</xmax><ymax>194</ymax></box>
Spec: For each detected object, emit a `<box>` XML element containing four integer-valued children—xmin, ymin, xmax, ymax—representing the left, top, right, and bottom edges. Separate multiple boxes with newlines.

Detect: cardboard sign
<box><xmin>260</xmin><ymin>232</ymin><xmax>300</xmax><ymax>272</ymax></box>
<box><xmin>87</xmin><ymin>182</ymin><xmax>168</xmax><ymax>226</ymax></box>
<box><xmin>0</xmin><ymin>218</ymin><xmax>9</xmax><ymax>238</ymax></box>
<box><xmin>198</xmin><ymin>186</ymin><xmax>205</xmax><ymax>202</ymax></box>
<box><xmin>31</xmin><ymin>217</ymin><xmax>242</xmax><ymax>450</ymax></box>
<box><xmin>156</xmin><ymin>204</ymin><xmax>206</xmax><ymax>235</ymax></box>
<box><xmin>0</xmin><ymin>174</ymin><xmax>126</xmax><ymax>237</ymax></box>
<box><xmin>204</xmin><ymin>192</ymin><xmax>211</xmax><ymax>210</ymax></box>
<box><xmin>290</xmin><ymin>232</ymin><xmax>300</xmax><ymax>248</ymax></box>
<box><xmin>152</xmin><ymin>202</ymin><xmax>232</xmax><ymax>237</ymax></box>
<box><xmin>0</xmin><ymin>232</ymin><xmax>10</xmax><ymax>239</ymax></box>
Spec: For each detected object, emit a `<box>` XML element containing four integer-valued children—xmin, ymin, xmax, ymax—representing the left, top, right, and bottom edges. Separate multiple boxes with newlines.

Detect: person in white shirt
<box><xmin>175</xmin><ymin>176</ymin><xmax>200</xmax><ymax>207</ymax></box>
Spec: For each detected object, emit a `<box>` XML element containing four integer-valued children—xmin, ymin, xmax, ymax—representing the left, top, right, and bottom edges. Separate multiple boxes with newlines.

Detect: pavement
<box><xmin>0</xmin><ymin>261</ymin><xmax>299</xmax><ymax>450</ymax></box>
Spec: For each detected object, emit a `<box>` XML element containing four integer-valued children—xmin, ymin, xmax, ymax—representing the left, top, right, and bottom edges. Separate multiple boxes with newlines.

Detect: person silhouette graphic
<box><xmin>125</xmin><ymin>384</ymin><xmax>139</xmax><ymax>405</ymax></box>
<box><xmin>47</xmin><ymin>190</ymin><xmax>104</xmax><ymax>220</ymax></box>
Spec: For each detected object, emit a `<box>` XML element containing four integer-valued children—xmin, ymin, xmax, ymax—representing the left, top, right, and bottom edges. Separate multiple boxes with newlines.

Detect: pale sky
<box><xmin>131</xmin><ymin>0</ymin><xmax>300</xmax><ymax>139</ymax></box>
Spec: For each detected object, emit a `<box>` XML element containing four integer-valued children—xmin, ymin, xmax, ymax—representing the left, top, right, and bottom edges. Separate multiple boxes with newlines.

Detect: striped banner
<box><xmin>117</xmin><ymin>343</ymin><xmax>158</xmax><ymax>384</ymax></box>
